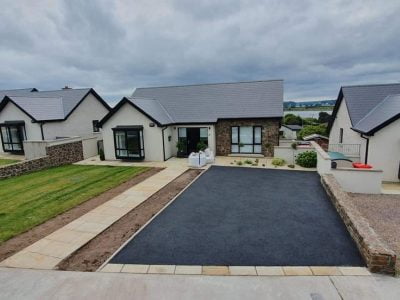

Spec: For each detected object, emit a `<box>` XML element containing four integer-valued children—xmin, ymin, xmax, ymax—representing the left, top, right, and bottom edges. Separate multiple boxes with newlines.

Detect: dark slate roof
<box><xmin>129</xmin><ymin>80</ymin><xmax>283</xmax><ymax>125</ymax></box>
<box><xmin>352</xmin><ymin>94</ymin><xmax>400</xmax><ymax>134</ymax></box>
<box><xmin>7</xmin><ymin>96</ymin><xmax>65</xmax><ymax>121</ymax></box>
<box><xmin>0</xmin><ymin>88</ymin><xmax>110</xmax><ymax>122</ymax></box>
<box><xmin>28</xmin><ymin>88</ymin><xmax>92</xmax><ymax>117</ymax></box>
<box><xmin>0</xmin><ymin>88</ymin><xmax>37</xmax><ymax>102</ymax></box>
<box><xmin>128</xmin><ymin>97</ymin><xmax>174</xmax><ymax>125</ymax></box>
<box><xmin>282</xmin><ymin>124</ymin><xmax>302</xmax><ymax>131</ymax></box>
<box><xmin>341</xmin><ymin>83</ymin><xmax>400</xmax><ymax>125</ymax></box>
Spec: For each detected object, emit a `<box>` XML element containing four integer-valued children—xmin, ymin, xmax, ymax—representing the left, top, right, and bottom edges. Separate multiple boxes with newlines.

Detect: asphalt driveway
<box><xmin>110</xmin><ymin>166</ymin><xmax>364</xmax><ymax>266</ymax></box>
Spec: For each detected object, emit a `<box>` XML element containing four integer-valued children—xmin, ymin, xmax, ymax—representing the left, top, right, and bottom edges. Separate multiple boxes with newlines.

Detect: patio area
<box><xmin>77</xmin><ymin>155</ymin><xmax>316</xmax><ymax>171</ymax></box>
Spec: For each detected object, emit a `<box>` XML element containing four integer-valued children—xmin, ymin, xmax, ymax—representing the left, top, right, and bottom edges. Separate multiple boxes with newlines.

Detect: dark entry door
<box><xmin>187</xmin><ymin>128</ymin><xmax>200</xmax><ymax>154</ymax></box>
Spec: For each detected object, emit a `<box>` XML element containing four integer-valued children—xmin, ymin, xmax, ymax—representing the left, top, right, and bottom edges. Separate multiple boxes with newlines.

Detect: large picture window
<box><xmin>113</xmin><ymin>126</ymin><xmax>144</xmax><ymax>160</ymax></box>
<box><xmin>231</xmin><ymin>126</ymin><xmax>262</xmax><ymax>154</ymax></box>
<box><xmin>0</xmin><ymin>123</ymin><xmax>26</xmax><ymax>153</ymax></box>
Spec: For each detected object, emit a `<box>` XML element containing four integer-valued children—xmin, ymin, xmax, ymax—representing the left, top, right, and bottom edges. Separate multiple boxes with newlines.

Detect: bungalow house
<box><xmin>0</xmin><ymin>88</ymin><xmax>110</xmax><ymax>155</ymax></box>
<box><xmin>99</xmin><ymin>80</ymin><xmax>283</xmax><ymax>161</ymax></box>
<box><xmin>280</xmin><ymin>124</ymin><xmax>302</xmax><ymax>139</ymax></box>
<box><xmin>328</xmin><ymin>83</ymin><xmax>400</xmax><ymax>182</ymax></box>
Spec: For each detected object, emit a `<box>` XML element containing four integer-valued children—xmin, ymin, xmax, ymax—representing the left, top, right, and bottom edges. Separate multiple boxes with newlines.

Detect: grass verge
<box><xmin>0</xmin><ymin>164</ymin><xmax>148</xmax><ymax>243</ymax></box>
<box><xmin>0</xmin><ymin>159</ymin><xmax>19</xmax><ymax>166</ymax></box>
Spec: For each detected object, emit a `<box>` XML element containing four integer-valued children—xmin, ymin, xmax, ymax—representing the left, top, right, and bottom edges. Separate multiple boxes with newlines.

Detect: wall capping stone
<box><xmin>321</xmin><ymin>174</ymin><xmax>396</xmax><ymax>274</ymax></box>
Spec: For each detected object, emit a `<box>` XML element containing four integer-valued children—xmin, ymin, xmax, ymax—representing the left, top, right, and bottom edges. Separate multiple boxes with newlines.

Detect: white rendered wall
<box><xmin>280</xmin><ymin>126</ymin><xmax>297</xmax><ymax>140</ymax></box>
<box><xmin>42</xmin><ymin>93</ymin><xmax>109</xmax><ymax>140</ymax></box>
<box><xmin>331</xmin><ymin>168</ymin><xmax>383</xmax><ymax>194</ymax></box>
<box><xmin>102</xmin><ymin>103</ymin><xmax>164</xmax><ymax>161</ymax></box>
<box><xmin>273</xmin><ymin>146</ymin><xmax>313</xmax><ymax>164</ymax></box>
<box><xmin>329</xmin><ymin>98</ymin><xmax>366</xmax><ymax>160</ymax></box>
<box><xmin>0</xmin><ymin>102</ymin><xmax>42</xmax><ymax>154</ymax></box>
<box><xmin>162</xmin><ymin>126</ymin><xmax>174</xmax><ymax>160</ymax></box>
<box><xmin>368</xmin><ymin>118</ymin><xmax>400</xmax><ymax>182</ymax></box>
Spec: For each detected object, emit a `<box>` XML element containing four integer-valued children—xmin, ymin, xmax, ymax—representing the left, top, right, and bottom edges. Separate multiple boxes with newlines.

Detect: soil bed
<box><xmin>57</xmin><ymin>169</ymin><xmax>202</xmax><ymax>272</ymax></box>
<box><xmin>0</xmin><ymin>167</ymin><xmax>162</xmax><ymax>262</ymax></box>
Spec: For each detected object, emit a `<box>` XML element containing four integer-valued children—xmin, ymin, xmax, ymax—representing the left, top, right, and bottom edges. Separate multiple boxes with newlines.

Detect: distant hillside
<box><xmin>284</xmin><ymin>100</ymin><xmax>336</xmax><ymax>109</ymax></box>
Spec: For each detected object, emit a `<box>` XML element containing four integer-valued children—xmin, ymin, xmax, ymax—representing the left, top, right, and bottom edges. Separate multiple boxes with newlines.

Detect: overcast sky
<box><xmin>1</xmin><ymin>0</ymin><xmax>399</xmax><ymax>105</ymax></box>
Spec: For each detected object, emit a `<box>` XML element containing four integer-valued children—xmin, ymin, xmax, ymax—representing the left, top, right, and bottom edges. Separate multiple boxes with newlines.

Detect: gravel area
<box><xmin>348</xmin><ymin>193</ymin><xmax>400</xmax><ymax>258</ymax></box>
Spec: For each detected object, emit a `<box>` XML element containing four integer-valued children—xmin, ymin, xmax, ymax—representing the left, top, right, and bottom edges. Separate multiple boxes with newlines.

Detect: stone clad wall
<box><xmin>215</xmin><ymin>118</ymin><xmax>280</xmax><ymax>157</ymax></box>
<box><xmin>322</xmin><ymin>174</ymin><xmax>396</xmax><ymax>274</ymax></box>
<box><xmin>0</xmin><ymin>141</ymin><xmax>84</xmax><ymax>179</ymax></box>
<box><xmin>46</xmin><ymin>141</ymin><xmax>84</xmax><ymax>166</ymax></box>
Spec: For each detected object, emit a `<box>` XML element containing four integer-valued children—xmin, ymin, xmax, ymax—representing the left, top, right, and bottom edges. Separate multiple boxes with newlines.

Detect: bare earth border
<box><xmin>0</xmin><ymin>167</ymin><xmax>162</xmax><ymax>262</ymax></box>
<box><xmin>321</xmin><ymin>174</ymin><xmax>396</xmax><ymax>275</ymax></box>
<box><xmin>57</xmin><ymin>169</ymin><xmax>202</xmax><ymax>272</ymax></box>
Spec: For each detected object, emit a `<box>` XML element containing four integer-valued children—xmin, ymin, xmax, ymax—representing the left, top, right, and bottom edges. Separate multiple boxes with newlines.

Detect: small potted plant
<box><xmin>196</xmin><ymin>141</ymin><xmax>207</xmax><ymax>152</ymax></box>
<box><xmin>176</xmin><ymin>140</ymin><xmax>186</xmax><ymax>157</ymax></box>
<box><xmin>99</xmin><ymin>148</ymin><xmax>105</xmax><ymax>161</ymax></box>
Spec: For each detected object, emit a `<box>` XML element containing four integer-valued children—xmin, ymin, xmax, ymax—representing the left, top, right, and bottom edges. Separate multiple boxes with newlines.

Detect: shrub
<box><xmin>272</xmin><ymin>158</ymin><xmax>285</xmax><ymax>166</ymax></box>
<box><xmin>287</xmin><ymin>164</ymin><xmax>295</xmax><ymax>168</ymax></box>
<box><xmin>284</xmin><ymin>113</ymin><xmax>302</xmax><ymax>125</ymax></box>
<box><xmin>237</xmin><ymin>161</ymin><xmax>243</xmax><ymax>166</ymax></box>
<box><xmin>291</xmin><ymin>142</ymin><xmax>297</xmax><ymax>150</ymax></box>
<box><xmin>196</xmin><ymin>141</ymin><xmax>207</xmax><ymax>151</ymax></box>
<box><xmin>295</xmin><ymin>151</ymin><xmax>317</xmax><ymax>168</ymax></box>
<box><xmin>298</xmin><ymin>124</ymin><xmax>327</xmax><ymax>140</ymax></box>
<box><xmin>302</xmin><ymin>117</ymin><xmax>318</xmax><ymax>125</ymax></box>
<box><xmin>244</xmin><ymin>159</ymin><xmax>253</xmax><ymax>165</ymax></box>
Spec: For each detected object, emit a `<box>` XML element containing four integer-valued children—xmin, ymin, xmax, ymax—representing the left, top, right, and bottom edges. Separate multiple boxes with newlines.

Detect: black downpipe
<box><xmin>162</xmin><ymin>127</ymin><xmax>167</xmax><ymax>161</ymax></box>
<box><xmin>360</xmin><ymin>134</ymin><xmax>369</xmax><ymax>164</ymax></box>
<box><xmin>40</xmin><ymin>122</ymin><xmax>45</xmax><ymax>140</ymax></box>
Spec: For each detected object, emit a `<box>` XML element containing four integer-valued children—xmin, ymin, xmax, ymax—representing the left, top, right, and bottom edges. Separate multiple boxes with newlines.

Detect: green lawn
<box><xmin>0</xmin><ymin>164</ymin><xmax>148</xmax><ymax>243</ymax></box>
<box><xmin>0</xmin><ymin>159</ymin><xmax>19</xmax><ymax>166</ymax></box>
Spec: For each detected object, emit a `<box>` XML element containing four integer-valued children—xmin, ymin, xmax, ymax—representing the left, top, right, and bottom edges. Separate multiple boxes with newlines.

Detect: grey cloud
<box><xmin>0</xmin><ymin>0</ymin><xmax>399</xmax><ymax>106</ymax></box>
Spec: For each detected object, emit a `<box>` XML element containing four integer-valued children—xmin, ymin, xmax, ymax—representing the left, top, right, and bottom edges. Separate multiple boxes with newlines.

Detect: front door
<box><xmin>187</xmin><ymin>128</ymin><xmax>200</xmax><ymax>154</ymax></box>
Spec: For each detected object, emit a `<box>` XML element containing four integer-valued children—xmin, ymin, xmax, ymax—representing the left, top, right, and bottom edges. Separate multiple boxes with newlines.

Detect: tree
<box><xmin>302</xmin><ymin>117</ymin><xmax>318</xmax><ymax>125</ymax></box>
<box><xmin>318</xmin><ymin>111</ymin><xmax>331</xmax><ymax>124</ymax></box>
<box><xmin>284</xmin><ymin>113</ymin><xmax>302</xmax><ymax>125</ymax></box>
<box><xmin>298</xmin><ymin>124</ymin><xmax>327</xmax><ymax>140</ymax></box>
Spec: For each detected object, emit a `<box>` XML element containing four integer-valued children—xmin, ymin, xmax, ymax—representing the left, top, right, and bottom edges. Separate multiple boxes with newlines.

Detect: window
<box><xmin>113</xmin><ymin>126</ymin><xmax>144</xmax><ymax>159</ymax></box>
<box><xmin>231</xmin><ymin>126</ymin><xmax>262</xmax><ymax>154</ymax></box>
<box><xmin>92</xmin><ymin>120</ymin><xmax>100</xmax><ymax>132</ymax></box>
<box><xmin>0</xmin><ymin>123</ymin><xmax>25</xmax><ymax>153</ymax></box>
<box><xmin>339</xmin><ymin>128</ymin><xmax>343</xmax><ymax>143</ymax></box>
<box><xmin>177</xmin><ymin>128</ymin><xmax>188</xmax><ymax>154</ymax></box>
<box><xmin>200</xmin><ymin>127</ymin><xmax>208</xmax><ymax>144</ymax></box>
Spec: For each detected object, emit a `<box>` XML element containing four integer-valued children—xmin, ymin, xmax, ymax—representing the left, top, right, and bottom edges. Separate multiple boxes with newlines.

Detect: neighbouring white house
<box><xmin>0</xmin><ymin>87</ymin><xmax>111</xmax><ymax>155</ymax></box>
<box><xmin>328</xmin><ymin>83</ymin><xmax>400</xmax><ymax>182</ymax></box>
<box><xmin>280</xmin><ymin>124</ymin><xmax>302</xmax><ymax>139</ymax></box>
<box><xmin>99</xmin><ymin>80</ymin><xmax>283</xmax><ymax>162</ymax></box>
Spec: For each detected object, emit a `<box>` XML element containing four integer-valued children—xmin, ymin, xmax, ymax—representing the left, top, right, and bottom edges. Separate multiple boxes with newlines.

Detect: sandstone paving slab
<box><xmin>0</xmin><ymin>166</ymin><xmax>188</xmax><ymax>270</ymax></box>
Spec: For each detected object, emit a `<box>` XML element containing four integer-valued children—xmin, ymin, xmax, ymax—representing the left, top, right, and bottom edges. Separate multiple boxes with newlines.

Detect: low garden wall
<box><xmin>312</xmin><ymin>141</ymin><xmax>383</xmax><ymax>194</ymax></box>
<box><xmin>322</xmin><ymin>175</ymin><xmax>396</xmax><ymax>274</ymax></box>
<box><xmin>273</xmin><ymin>145</ymin><xmax>313</xmax><ymax>164</ymax></box>
<box><xmin>0</xmin><ymin>140</ymin><xmax>84</xmax><ymax>179</ymax></box>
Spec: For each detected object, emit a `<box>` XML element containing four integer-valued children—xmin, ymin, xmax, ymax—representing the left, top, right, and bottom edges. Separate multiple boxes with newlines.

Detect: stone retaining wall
<box><xmin>322</xmin><ymin>174</ymin><xmax>396</xmax><ymax>274</ymax></box>
<box><xmin>0</xmin><ymin>141</ymin><xmax>84</xmax><ymax>179</ymax></box>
